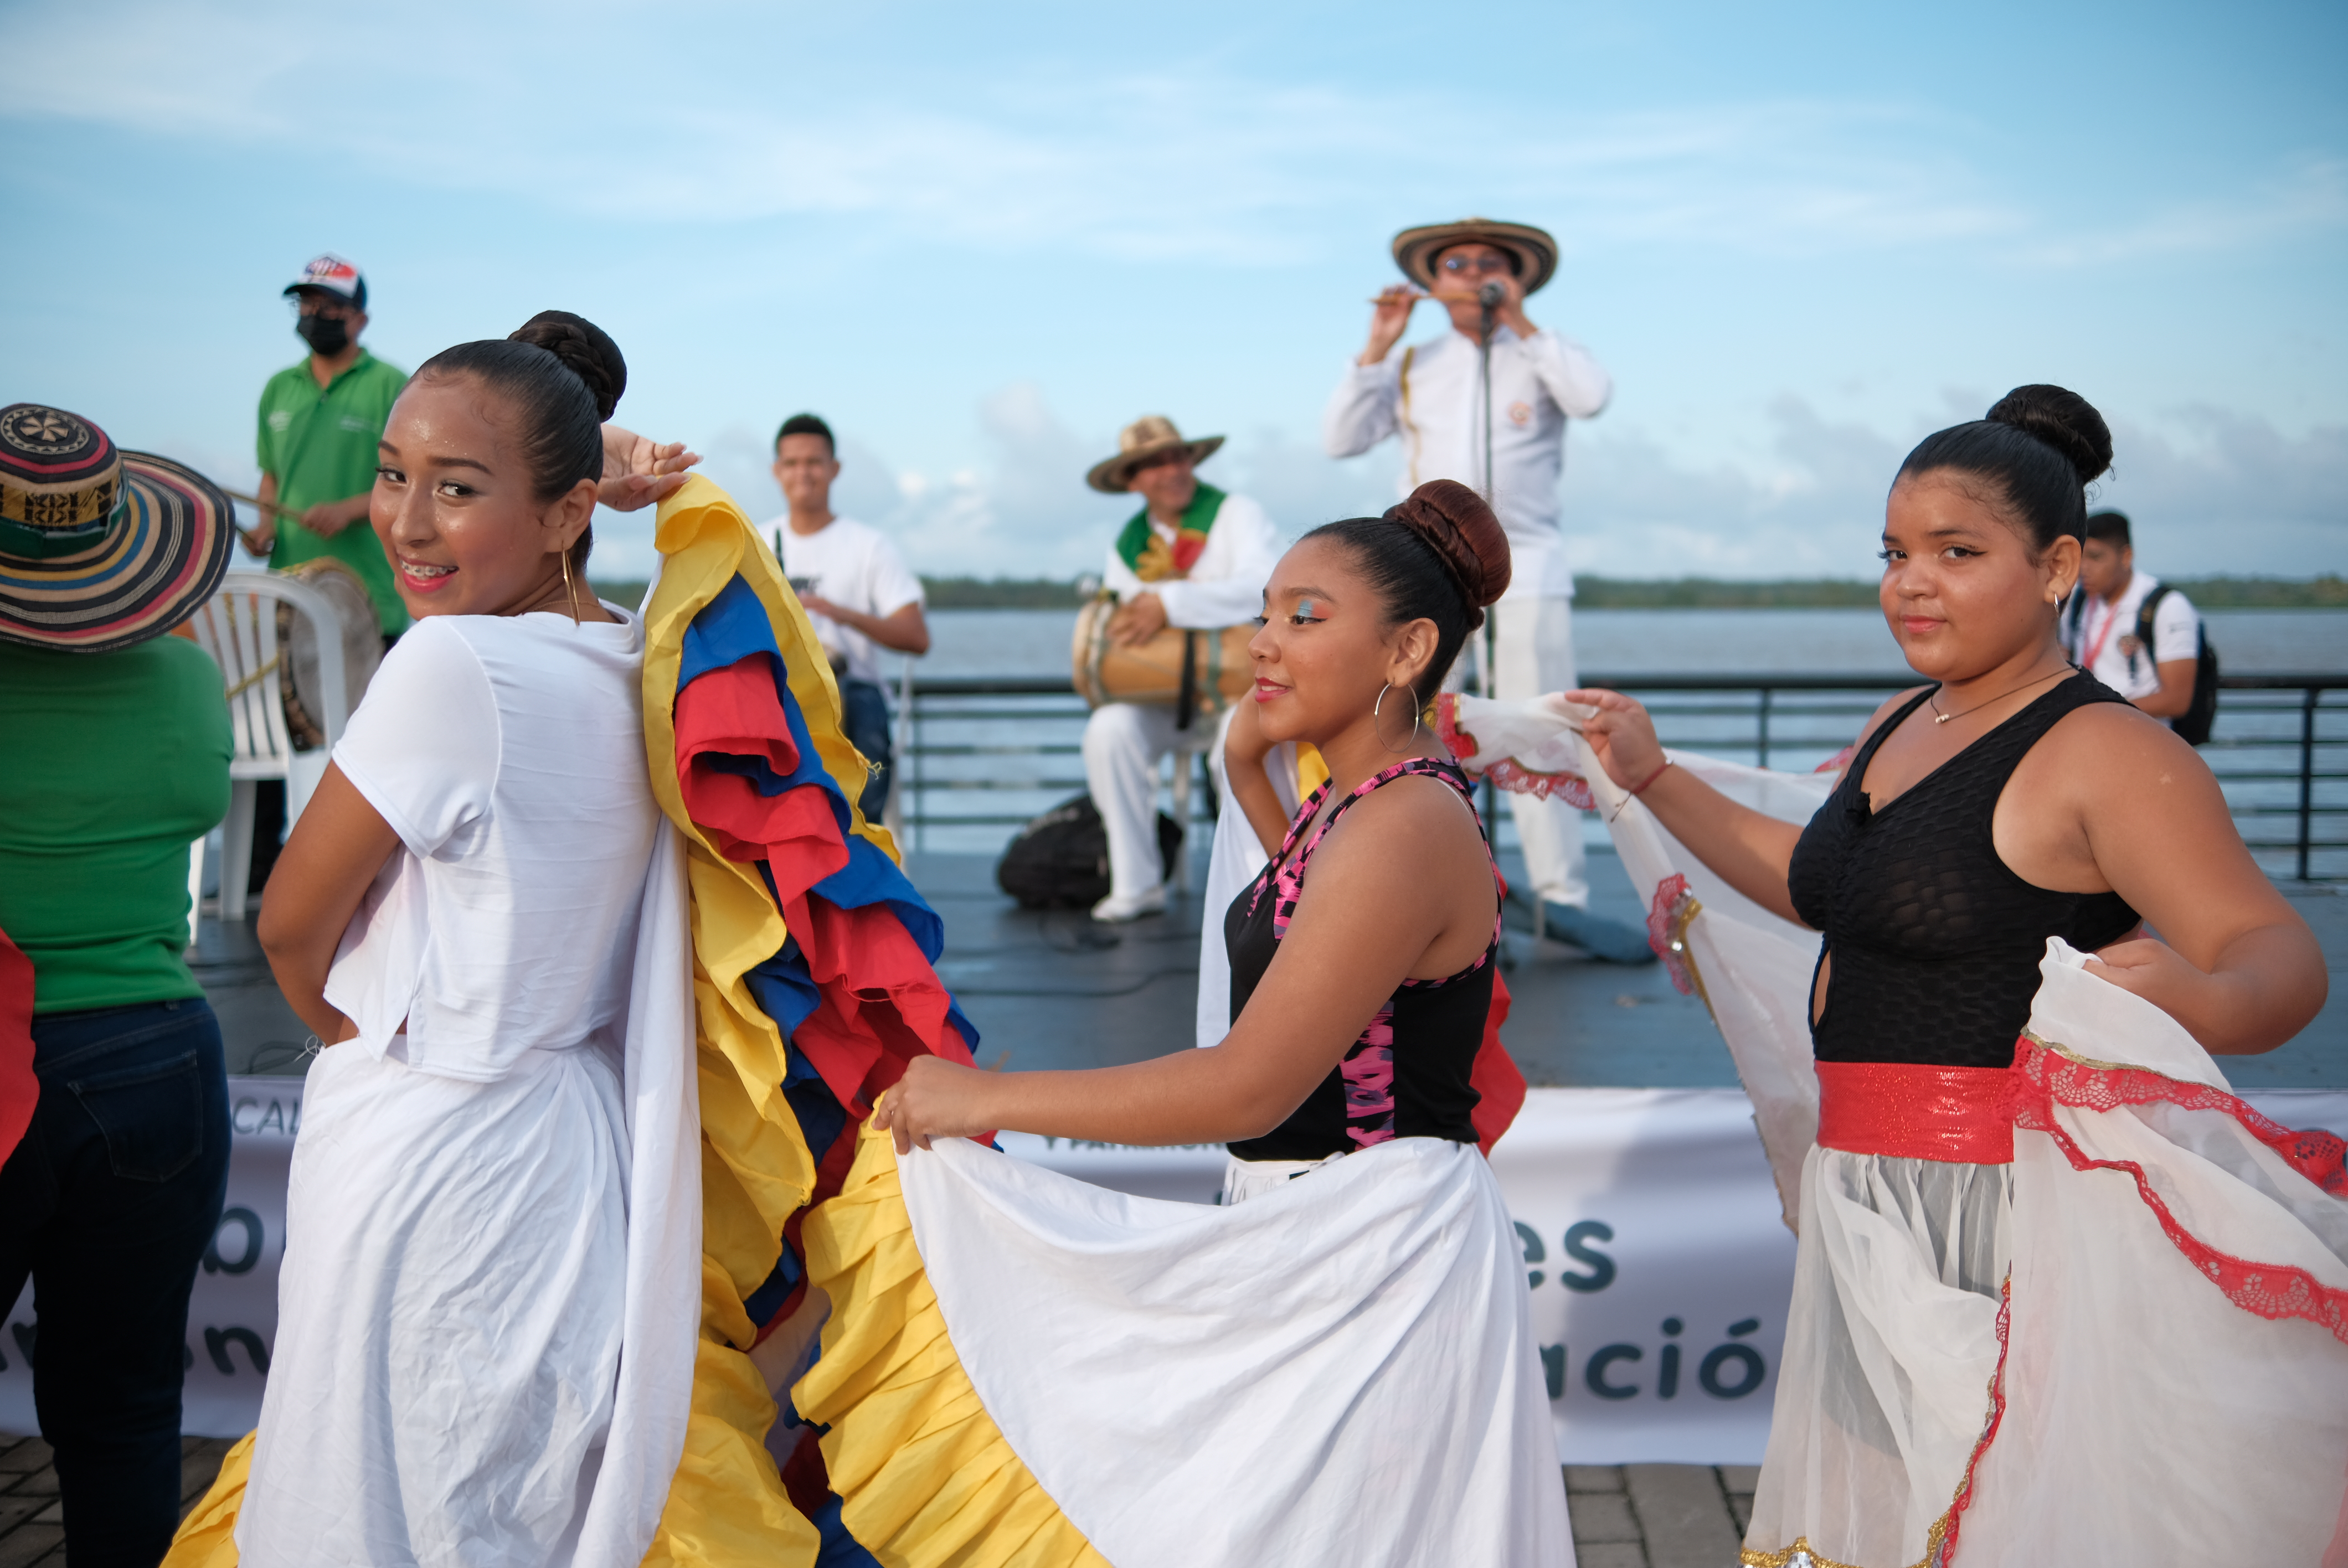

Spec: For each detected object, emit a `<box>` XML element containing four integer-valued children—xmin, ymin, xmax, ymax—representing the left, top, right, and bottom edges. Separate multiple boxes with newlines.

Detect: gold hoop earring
<box><xmin>560</xmin><ymin>548</ymin><xmax>581</xmax><ymax>625</ymax></box>
<box><xmin>1373</xmin><ymin>682</ymin><xmax>1420</xmax><ymax>754</ymax></box>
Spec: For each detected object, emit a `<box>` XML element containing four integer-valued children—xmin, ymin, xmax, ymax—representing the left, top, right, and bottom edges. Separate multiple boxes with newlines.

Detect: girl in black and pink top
<box><xmin>882</xmin><ymin>478</ymin><xmax>1520</xmax><ymax>1190</ymax></box>
<box><xmin>863</xmin><ymin>479</ymin><xmax>1568</xmax><ymax>1564</ymax></box>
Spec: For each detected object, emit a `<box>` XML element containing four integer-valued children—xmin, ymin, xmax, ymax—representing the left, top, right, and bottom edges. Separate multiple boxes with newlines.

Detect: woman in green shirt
<box><xmin>0</xmin><ymin>403</ymin><xmax>235</xmax><ymax>1567</ymax></box>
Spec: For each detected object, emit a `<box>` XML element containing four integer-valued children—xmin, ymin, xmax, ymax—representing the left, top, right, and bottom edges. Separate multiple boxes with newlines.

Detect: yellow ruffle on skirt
<box><xmin>166</xmin><ymin>1432</ymin><xmax>253</xmax><ymax>1567</ymax></box>
<box><xmin>796</xmin><ymin>1126</ymin><xmax>1109</xmax><ymax>1568</ymax></box>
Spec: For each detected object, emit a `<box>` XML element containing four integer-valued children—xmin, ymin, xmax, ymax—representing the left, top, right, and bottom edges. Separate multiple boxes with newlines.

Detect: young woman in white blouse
<box><xmin>231</xmin><ymin>313</ymin><xmax>702</xmax><ymax>1566</ymax></box>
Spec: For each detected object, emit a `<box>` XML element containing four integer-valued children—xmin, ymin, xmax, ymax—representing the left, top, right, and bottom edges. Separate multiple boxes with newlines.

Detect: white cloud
<box><xmin>583</xmin><ymin>386</ymin><xmax>2342</xmax><ymax>587</ymax></box>
<box><xmin>2018</xmin><ymin>157</ymin><xmax>2348</xmax><ymax>268</ymax></box>
<box><xmin>1563</xmin><ymin>399</ymin><xmax>2348</xmax><ymax>580</ymax></box>
<box><xmin>17</xmin><ymin>1</ymin><xmax>2322</xmax><ymax>270</ymax></box>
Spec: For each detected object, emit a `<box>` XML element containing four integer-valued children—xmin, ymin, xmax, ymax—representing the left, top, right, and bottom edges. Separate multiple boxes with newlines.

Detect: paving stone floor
<box><xmin>1</xmin><ymin>1437</ymin><xmax>1757</xmax><ymax>1565</ymax></box>
<box><xmin>0</xmin><ymin>1435</ymin><xmax>237</xmax><ymax>1565</ymax></box>
<box><xmin>1571</xmin><ymin>1463</ymin><xmax>1759</xmax><ymax>1566</ymax></box>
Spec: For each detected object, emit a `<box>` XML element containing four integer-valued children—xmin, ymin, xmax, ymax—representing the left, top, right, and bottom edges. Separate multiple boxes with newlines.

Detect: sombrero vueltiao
<box><xmin>1084</xmin><ymin>415</ymin><xmax>1227</xmax><ymax>495</ymax></box>
<box><xmin>0</xmin><ymin>403</ymin><xmax>234</xmax><ymax>653</ymax></box>
<box><xmin>1391</xmin><ymin>218</ymin><xmax>1558</xmax><ymax>296</ymax></box>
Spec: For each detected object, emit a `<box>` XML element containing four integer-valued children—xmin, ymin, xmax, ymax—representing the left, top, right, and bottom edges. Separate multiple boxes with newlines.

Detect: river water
<box><xmin>920</xmin><ymin>607</ymin><xmax>2348</xmax><ymax>679</ymax></box>
<box><xmin>890</xmin><ymin>607</ymin><xmax>2345</xmax><ymax>867</ymax></box>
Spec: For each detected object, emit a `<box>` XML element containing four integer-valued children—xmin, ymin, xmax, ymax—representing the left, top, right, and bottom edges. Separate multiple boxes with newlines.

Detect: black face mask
<box><xmin>296</xmin><ymin>313</ymin><xmax>352</xmax><ymax>357</ymax></box>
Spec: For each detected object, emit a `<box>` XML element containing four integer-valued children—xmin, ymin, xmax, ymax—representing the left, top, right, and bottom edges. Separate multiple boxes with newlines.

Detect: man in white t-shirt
<box><xmin>1323</xmin><ymin>217</ymin><xmax>1651</xmax><ymax>963</ymax></box>
<box><xmin>2063</xmin><ymin>509</ymin><xmax>2202</xmax><ymax>724</ymax></box>
<box><xmin>1083</xmin><ymin>416</ymin><xmax>1281</xmax><ymax>922</ymax></box>
<box><xmin>764</xmin><ymin>413</ymin><xmax>929</xmax><ymax>819</ymax></box>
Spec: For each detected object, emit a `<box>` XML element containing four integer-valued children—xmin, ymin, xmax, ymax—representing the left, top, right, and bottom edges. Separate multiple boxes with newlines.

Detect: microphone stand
<box><xmin>1475</xmin><ymin>283</ymin><xmax>1513</xmax><ymax>966</ymax></box>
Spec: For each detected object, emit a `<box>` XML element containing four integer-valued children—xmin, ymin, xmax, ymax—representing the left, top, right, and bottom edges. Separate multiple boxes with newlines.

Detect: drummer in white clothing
<box><xmin>1083</xmin><ymin>416</ymin><xmax>1280</xmax><ymax>922</ymax></box>
<box><xmin>1323</xmin><ymin>217</ymin><xmax>1652</xmax><ymax>963</ymax></box>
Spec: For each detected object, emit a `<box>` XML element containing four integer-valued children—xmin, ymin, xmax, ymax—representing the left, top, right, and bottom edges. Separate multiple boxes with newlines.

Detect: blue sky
<box><xmin>3</xmin><ymin>0</ymin><xmax>2342</xmax><ymax>581</ymax></box>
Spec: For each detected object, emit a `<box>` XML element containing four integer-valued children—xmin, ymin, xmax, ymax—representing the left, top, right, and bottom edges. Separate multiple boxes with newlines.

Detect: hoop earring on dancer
<box><xmin>560</xmin><ymin>546</ymin><xmax>582</xmax><ymax>625</ymax></box>
<box><xmin>1374</xmin><ymin>682</ymin><xmax>1420</xmax><ymax>754</ymax></box>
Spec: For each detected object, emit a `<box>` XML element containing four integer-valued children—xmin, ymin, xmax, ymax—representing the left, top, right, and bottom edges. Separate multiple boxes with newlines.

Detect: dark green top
<box><xmin>0</xmin><ymin>637</ymin><xmax>233</xmax><ymax>1014</ymax></box>
<box><xmin>256</xmin><ymin>349</ymin><xmax>410</xmax><ymax>635</ymax></box>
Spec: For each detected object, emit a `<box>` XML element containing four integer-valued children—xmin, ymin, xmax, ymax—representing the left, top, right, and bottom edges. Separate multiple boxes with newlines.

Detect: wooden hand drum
<box><xmin>1072</xmin><ymin>597</ymin><xmax>1254</xmax><ymax>718</ymax></box>
<box><xmin>277</xmin><ymin>557</ymin><xmax>384</xmax><ymax>750</ymax></box>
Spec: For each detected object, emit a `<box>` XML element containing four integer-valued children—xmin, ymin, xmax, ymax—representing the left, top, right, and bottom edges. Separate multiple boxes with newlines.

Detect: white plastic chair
<box><xmin>185</xmin><ymin>570</ymin><xmax>351</xmax><ymax>921</ymax></box>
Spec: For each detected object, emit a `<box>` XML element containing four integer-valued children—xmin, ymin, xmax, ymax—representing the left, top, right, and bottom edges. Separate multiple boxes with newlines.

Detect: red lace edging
<box><xmin>1484</xmin><ymin>756</ymin><xmax>1598</xmax><ymax>808</ymax></box>
<box><xmin>1938</xmin><ymin>1276</ymin><xmax>2012</xmax><ymax>1565</ymax></box>
<box><xmin>1646</xmin><ymin>873</ymin><xmax>1698</xmax><ymax>997</ymax></box>
<box><xmin>2016</xmin><ymin>1041</ymin><xmax>2348</xmax><ymax>1345</ymax></box>
<box><xmin>2025</xmin><ymin>1044</ymin><xmax>2347</xmax><ymax>1196</ymax></box>
<box><xmin>1432</xmin><ymin>693</ymin><xmax>1598</xmax><ymax>808</ymax></box>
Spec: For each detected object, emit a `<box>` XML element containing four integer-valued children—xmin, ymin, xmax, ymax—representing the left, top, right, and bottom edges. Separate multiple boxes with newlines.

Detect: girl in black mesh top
<box><xmin>1570</xmin><ymin>385</ymin><xmax>2336</xmax><ymax>1564</ymax></box>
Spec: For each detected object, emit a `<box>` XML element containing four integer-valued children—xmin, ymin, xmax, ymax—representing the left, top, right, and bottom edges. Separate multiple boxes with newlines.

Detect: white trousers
<box><xmin>1471</xmin><ymin>594</ymin><xmax>1589</xmax><ymax>907</ymax></box>
<box><xmin>1083</xmin><ymin>702</ymin><xmax>1222</xmax><ymax>901</ymax></box>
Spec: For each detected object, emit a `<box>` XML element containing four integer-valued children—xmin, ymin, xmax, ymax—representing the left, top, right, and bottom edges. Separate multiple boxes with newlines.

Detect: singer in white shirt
<box><xmin>1322</xmin><ymin>218</ymin><xmax>1652</xmax><ymax>963</ymax></box>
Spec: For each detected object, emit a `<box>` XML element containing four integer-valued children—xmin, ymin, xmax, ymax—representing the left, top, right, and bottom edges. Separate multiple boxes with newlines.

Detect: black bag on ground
<box><xmin>995</xmin><ymin>794</ymin><xmax>1183</xmax><ymax>909</ymax></box>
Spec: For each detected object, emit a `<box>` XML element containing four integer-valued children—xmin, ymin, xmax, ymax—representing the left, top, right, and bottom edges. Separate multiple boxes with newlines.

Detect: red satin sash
<box><xmin>1815</xmin><ymin>1055</ymin><xmax>2026</xmax><ymax>1164</ymax></box>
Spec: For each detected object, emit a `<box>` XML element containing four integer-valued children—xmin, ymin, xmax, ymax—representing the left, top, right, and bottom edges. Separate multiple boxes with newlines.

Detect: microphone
<box><xmin>1477</xmin><ymin>281</ymin><xmax>1506</xmax><ymax>309</ymax></box>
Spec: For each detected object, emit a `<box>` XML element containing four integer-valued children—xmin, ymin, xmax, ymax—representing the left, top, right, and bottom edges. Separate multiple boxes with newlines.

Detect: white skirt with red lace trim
<box><xmin>1741</xmin><ymin>941</ymin><xmax>2348</xmax><ymax>1566</ymax></box>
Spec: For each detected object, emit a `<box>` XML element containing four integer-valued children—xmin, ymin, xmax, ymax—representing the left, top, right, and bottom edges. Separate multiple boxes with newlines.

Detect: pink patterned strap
<box><xmin>1256</xmin><ymin>759</ymin><xmax>1483</xmax><ymax>940</ymax></box>
<box><xmin>2015</xmin><ymin>1039</ymin><xmax>2348</xmax><ymax>1345</ymax></box>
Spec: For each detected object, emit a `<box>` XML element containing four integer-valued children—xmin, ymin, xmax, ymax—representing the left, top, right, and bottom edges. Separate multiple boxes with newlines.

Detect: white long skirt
<box><xmin>899</xmin><ymin>1133</ymin><xmax>1574</xmax><ymax>1567</ymax></box>
<box><xmin>237</xmin><ymin>1042</ymin><xmax>631</xmax><ymax>1566</ymax></box>
<box><xmin>1742</xmin><ymin>946</ymin><xmax>2348</xmax><ymax>1565</ymax></box>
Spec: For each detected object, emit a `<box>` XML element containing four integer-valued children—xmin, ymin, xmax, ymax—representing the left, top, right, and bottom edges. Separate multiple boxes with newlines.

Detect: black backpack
<box><xmin>2063</xmin><ymin>584</ymin><xmax>2220</xmax><ymax>746</ymax></box>
<box><xmin>995</xmin><ymin>795</ymin><xmax>1184</xmax><ymax>909</ymax></box>
<box><xmin>2134</xmin><ymin>585</ymin><xmax>2220</xmax><ymax>746</ymax></box>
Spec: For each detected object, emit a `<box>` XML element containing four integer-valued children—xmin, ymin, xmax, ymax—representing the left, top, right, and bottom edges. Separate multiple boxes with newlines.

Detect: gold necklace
<box><xmin>1928</xmin><ymin>665</ymin><xmax>2072</xmax><ymax>725</ymax></box>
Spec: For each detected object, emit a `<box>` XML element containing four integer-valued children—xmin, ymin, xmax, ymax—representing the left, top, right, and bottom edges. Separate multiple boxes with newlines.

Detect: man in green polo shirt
<box><xmin>251</xmin><ymin>253</ymin><xmax>408</xmax><ymax>638</ymax></box>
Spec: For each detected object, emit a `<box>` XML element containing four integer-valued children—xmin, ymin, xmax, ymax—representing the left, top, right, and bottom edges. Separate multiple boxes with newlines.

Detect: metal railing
<box><xmin>897</xmin><ymin>673</ymin><xmax>2348</xmax><ymax>880</ymax></box>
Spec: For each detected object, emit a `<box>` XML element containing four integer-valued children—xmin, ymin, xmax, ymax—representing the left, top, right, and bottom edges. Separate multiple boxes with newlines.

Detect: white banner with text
<box><xmin>6</xmin><ymin>1080</ymin><xmax>2342</xmax><ymax>1466</ymax></box>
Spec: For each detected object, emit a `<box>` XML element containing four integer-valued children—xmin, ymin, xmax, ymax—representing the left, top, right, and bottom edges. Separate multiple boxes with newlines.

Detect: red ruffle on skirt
<box><xmin>0</xmin><ymin>927</ymin><xmax>34</xmax><ymax>1165</ymax></box>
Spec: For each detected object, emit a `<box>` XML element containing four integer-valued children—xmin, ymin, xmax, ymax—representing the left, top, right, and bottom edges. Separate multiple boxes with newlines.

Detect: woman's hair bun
<box><xmin>509</xmin><ymin>310</ymin><xmax>626</xmax><ymax>421</ymax></box>
<box><xmin>1387</xmin><ymin>478</ymin><xmax>1512</xmax><ymax>609</ymax></box>
<box><xmin>1985</xmin><ymin>384</ymin><xmax>2110</xmax><ymax>486</ymax></box>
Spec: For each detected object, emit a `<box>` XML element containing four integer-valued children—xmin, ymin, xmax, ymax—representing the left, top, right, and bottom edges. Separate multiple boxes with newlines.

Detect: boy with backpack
<box><xmin>2063</xmin><ymin>509</ymin><xmax>2219</xmax><ymax>744</ymax></box>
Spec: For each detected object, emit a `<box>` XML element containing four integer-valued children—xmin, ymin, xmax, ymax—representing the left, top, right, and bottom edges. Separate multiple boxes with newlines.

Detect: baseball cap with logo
<box><xmin>282</xmin><ymin>254</ymin><xmax>367</xmax><ymax>311</ymax></box>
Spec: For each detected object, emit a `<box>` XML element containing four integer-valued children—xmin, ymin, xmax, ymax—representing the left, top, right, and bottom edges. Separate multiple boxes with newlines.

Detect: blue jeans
<box><xmin>840</xmin><ymin>678</ymin><xmax>894</xmax><ymax>823</ymax></box>
<box><xmin>0</xmin><ymin>999</ymin><xmax>230</xmax><ymax>1567</ymax></box>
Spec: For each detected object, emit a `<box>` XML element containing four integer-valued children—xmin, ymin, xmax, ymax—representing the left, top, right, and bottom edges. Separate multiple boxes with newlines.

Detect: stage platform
<box><xmin>195</xmin><ymin>843</ymin><xmax>2348</xmax><ymax>1088</ymax></box>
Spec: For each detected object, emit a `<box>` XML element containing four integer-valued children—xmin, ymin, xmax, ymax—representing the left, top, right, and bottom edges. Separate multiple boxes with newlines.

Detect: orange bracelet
<box><xmin>1629</xmin><ymin>760</ymin><xmax>1672</xmax><ymax>796</ymax></box>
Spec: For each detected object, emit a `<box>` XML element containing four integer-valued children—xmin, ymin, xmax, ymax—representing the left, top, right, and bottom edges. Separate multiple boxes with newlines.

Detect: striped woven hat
<box><xmin>0</xmin><ymin>404</ymin><xmax>233</xmax><ymax>653</ymax></box>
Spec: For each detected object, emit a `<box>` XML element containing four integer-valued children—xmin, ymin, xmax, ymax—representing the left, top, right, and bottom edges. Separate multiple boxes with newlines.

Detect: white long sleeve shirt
<box><xmin>1322</xmin><ymin>326</ymin><xmax>1611</xmax><ymax>600</ymax></box>
<box><xmin>1101</xmin><ymin>490</ymin><xmax>1282</xmax><ymax>628</ymax></box>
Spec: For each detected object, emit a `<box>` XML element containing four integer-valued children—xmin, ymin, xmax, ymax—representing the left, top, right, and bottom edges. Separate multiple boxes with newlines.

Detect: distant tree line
<box><xmin>588</xmin><ymin>574</ymin><xmax>2348</xmax><ymax>611</ymax></box>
